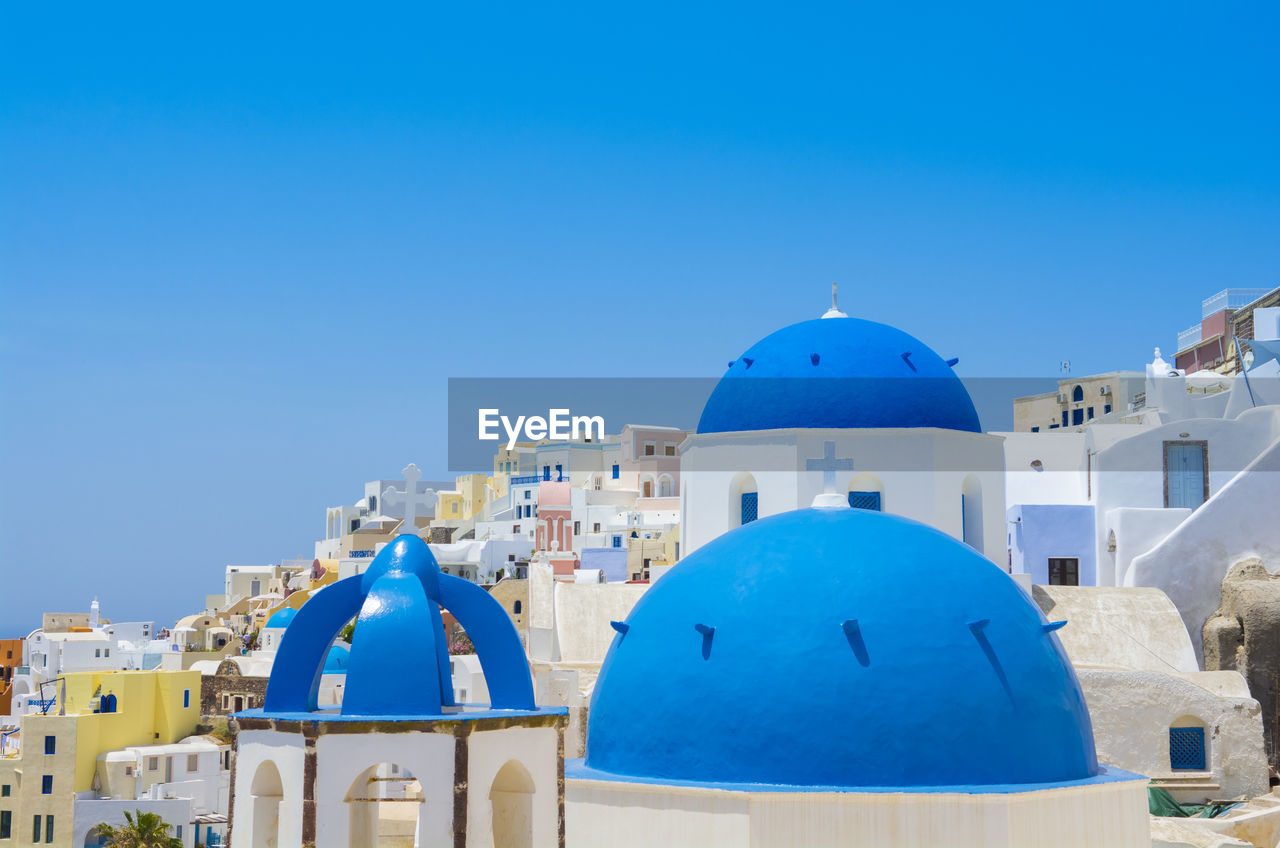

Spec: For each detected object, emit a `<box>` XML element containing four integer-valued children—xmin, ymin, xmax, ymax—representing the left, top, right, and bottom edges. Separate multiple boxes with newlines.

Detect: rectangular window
<box><xmin>148</xmin><ymin>757</ymin><xmax>159</xmax><ymax>771</ymax></box>
<box><xmin>187</xmin><ymin>754</ymin><xmax>199</xmax><ymax>772</ymax></box>
<box><xmin>664</xmin><ymin>444</ymin><xmax>676</xmax><ymax>456</ymax></box>
<box><xmin>555</xmin><ymin>464</ymin><xmax>562</xmax><ymax>480</ymax></box>
<box><xmin>1031</xmin><ymin>426</ymin><xmax>1040</xmax><ymax>433</ymax></box>
<box><xmin>593</xmin><ymin>523</ymin><xmax>600</xmax><ymax>532</ymax></box>
<box><xmin>44</xmin><ymin>735</ymin><xmax>55</xmax><ymax>755</ymax></box>
<box><xmin>1086</xmin><ymin>407</ymin><xmax>1094</xmax><ymax>420</ymax></box>
<box><xmin>741</xmin><ymin>492</ymin><xmax>759</xmax><ymax>524</ymax></box>
<box><xmin>1104</xmin><ymin>404</ymin><xmax>1112</xmax><ymax>414</ymax></box>
<box><xmin>45</xmin><ymin>815</ymin><xmax>52</xmax><ymax>843</ymax></box>
<box><xmin>1165</xmin><ymin>441</ymin><xmax>1209</xmax><ymax>510</ymax></box>
<box><xmin>612</xmin><ymin>536</ymin><xmax>622</xmax><ymax>548</ymax></box>
<box><xmin>611</xmin><ymin>464</ymin><xmax>620</xmax><ymax>479</ymax></box>
<box><xmin>1061</xmin><ymin>411</ymin><xmax>1068</xmax><ymax>427</ymax></box>
<box><xmin>0</xmin><ymin>810</ymin><xmax>9</xmax><ymax>839</ymax></box>
<box><xmin>524</xmin><ymin>490</ymin><xmax>531</xmax><ymax>499</ymax></box>
<box><xmin>95</xmin><ymin>649</ymin><xmax>101</xmax><ymax>658</ymax></box>
<box><xmin>1169</xmin><ymin>726</ymin><xmax>1206</xmax><ymax>770</ymax></box>
<box><xmin>41</xmin><ymin>775</ymin><xmax>52</xmax><ymax>794</ymax></box>
<box><xmin>644</xmin><ymin>441</ymin><xmax>656</xmax><ymax>456</ymax></box>
<box><xmin>1</xmin><ymin>783</ymin><xmax>8</xmax><ymax>796</ymax></box>
<box><xmin>542</xmin><ymin>465</ymin><xmax>550</xmax><ymax>481</ymax></box>
<box><xmin>573</xmin><ymin>521</ymin><xmax>580</xmax><ymax>535</ymax></box>
<box><xmin>1071</xmin><ymin>408</ymin><xmax>1084</xmax><ymax>426</ymax></box>
<box><xmin>32</xmin><ymin>815</ymin><xmax>40</xmax><ymax>843</ymax></box>
<box><xmin>513</xmin><ymin>525</ymin><xmax>520</xmax><ymax>533</ymax></box>
<box><xmin>183</xmin><ymin>689</ymin><xmax>190</xmax><ymax>709</ymax></box>
<box><xmin>104</xmin><ymin>648</ymin><xmax>109</xmax><ymax>657</ymax></box>
<box><xmin>1048</xmin><ymin>558</ymin><xmax>1080</xmax><ymax>586</ymax></box>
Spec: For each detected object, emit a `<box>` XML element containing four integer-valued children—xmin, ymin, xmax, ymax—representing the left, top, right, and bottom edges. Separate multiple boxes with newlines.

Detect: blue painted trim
<box><xmin>565</xmin><ymin>760</ymin><xmax>1146</xmax><ymax>796</ymax></box>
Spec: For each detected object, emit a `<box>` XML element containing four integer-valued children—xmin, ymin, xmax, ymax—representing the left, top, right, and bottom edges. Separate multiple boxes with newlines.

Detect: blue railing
<box><xmin>510</xmin><ymin>475</ymin><xmax>539</xmax><ymax>485</ymax></box>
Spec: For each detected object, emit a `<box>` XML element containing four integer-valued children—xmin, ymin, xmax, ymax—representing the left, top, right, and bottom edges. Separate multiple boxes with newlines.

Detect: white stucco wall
<box><xmin>1000</xmin><ymin>431</ymin><xmax>1089</xmax><ymax>507</ymax></box>
<box><xmin>1031</xmin><ymin>585</ymin><xmax>1199</xmax><ymax>673</ymax></box>
<box><xmin>1094</xmin><ymin>407</ymin><xmax>1280</xmax><ymax>586</ymax></box>
<box><xmin>231</xmin><ymin>729</ymin><xmax>306</xmax><ymax>848</ymax></box>
<box><xmin>1126</xmin><ymin>436</ymin><xmax>1280</xmax><ymax>664</ymax></box>
<box><xmin>554</xmin><ymin>582</ymin><xmax>649</xmax><ymax>664</ymax></box>
<box><xmin>1105</xmin><ymin>508</ymin><xmax>1191</xmax><ymax>589</ymax></box>
<box><xmin>565</xmin><ymin>775</ymin><xmax>1150</xmax><ymax>848</ymax></box>
<box><xmin>1077</xmin><ymin>668</ymin><xmax>1269</xmax><ymax>804</ymax></box>
<box><xmin>313</xmin><ymin>731</ymin><xmax>455</xmax><ymax>848</ymax></box>
<box><xmin>465</xmin><ymin>726</ymin><xmax>561</xmax><ymax>848</ymax></box>
<box><xmin>680</xmin><ymin>428</ymin><xmax>1006</xmax><ymax>563</ymax></box>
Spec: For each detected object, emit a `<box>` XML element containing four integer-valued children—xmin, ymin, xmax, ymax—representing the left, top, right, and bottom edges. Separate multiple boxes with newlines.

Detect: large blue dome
<box><xmin>585</xmin><ymin>506</ymin><xmax>1098</xmax><ymax>788</ymax></box>
<box><xmin>696</xmin><ymin>316</ymin><xmax>981</xmax><ymax>434</ymax></box>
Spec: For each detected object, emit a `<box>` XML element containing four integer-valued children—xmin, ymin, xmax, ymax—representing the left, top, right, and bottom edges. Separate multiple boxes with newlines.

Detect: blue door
<box><xmin>740</xmin><ymin>492</ymin><xmax>758</xmax><ymax>524</ymax></box>
<box><xmin>1166</xmin><ymin>444</ymin><xmax>1206</xmax><ymax>509</ymax></box>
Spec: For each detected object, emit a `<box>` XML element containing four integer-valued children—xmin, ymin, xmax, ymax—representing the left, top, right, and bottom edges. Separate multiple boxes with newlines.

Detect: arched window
<box><xmin>657</xmin><ymin>475</ymin><xmax>673</xmax><ymax>498</ymax></box>
<box><xmin>249</xmin><ymin>760</ymin><xmax>284</xmax><ymax>848</ymax></box>
<box><xmin>490</xmin><ymin>759</ymin><xmax>536</xmax><ymax>848</ymax></box>
<box><xmin>1072</xmin><ymin>385</ymin><xmax>1084</xmax><ymax>402</ymax></box>
<box><xmin>847</xmin><ymin>473</ymin><xmax>884</xmax><ymax>511</ymax></box>
<box><xmin>961</xmin><ymin>475</ymin><xmax>984</xmax><ymax>553</ymax></box>
<box><xmin>346</xmin><ymin>762</ymin><xmax>423</xmax><ymax>847</ymax></box>
<box><xmin>729</xmin><ymin>472</ymin><xmax>758</xmax><ymax>528</ymax></box>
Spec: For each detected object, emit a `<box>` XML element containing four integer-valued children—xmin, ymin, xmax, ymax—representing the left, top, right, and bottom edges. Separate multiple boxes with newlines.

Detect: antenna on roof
<box><xmin>821</xmin><ymin>282</ymin><xmax>848</xmax><ymax>319</ymax></box>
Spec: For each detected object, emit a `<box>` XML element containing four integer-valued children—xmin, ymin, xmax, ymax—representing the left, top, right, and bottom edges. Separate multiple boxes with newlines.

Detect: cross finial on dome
<box><xmin>821</xmin><ymin>282</ymin><xmax>848</xmax><ymax>319</ymax></box>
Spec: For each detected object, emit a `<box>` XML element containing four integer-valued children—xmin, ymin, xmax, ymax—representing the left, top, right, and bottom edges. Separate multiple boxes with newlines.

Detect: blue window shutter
<box><xmin>740</xmin><ymin>492</ymin><xmax>758</xmax><ymax>524</ymax></box>
<box><xmin>1169</xmin><ymin>727</ymin><xmax>1205</xmax><ymax>770</ymax></box>
<box><xmin>612</xmin><ymin>464</ymin><xmax>619</xmax><ymax>479</ymax></box>
<box><xmin>848</xmin><ymin>491</ymin><xmax>881</xmax><ymax>511</ymax></box>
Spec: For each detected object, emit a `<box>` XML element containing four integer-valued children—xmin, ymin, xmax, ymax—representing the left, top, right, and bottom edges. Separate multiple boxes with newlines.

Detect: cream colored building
<box><xmin>1012</xmin><ymin>371</ymin><xmax>1145</xmax><ymax>433</ymax></box>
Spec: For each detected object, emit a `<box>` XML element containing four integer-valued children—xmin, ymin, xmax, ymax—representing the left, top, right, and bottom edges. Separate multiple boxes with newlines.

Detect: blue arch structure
<box><xmin>263</xmin><ymin>535</ymin><xmax>534</xmax><ymax>716</ymax></box>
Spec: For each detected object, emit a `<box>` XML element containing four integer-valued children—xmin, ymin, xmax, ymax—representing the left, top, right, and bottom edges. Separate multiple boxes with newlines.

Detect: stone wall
<box><xmin>1204</xmin><ymin>558</ymin><xmax>1280</xmax><ymax>769</ymax></box>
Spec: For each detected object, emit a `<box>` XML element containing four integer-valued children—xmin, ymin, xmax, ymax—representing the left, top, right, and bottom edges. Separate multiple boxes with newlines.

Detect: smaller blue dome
<box><xmin>264</xmin><ymin>607</ymin><xmax>297</xmax><ymax>629</ymax></box>
<box><xmin>697</xmin><ymin>317</ymin><xmax>980</xmax><ymax>434</ymax></box>
<box><xmin>323</xmin><ymin>644</ymin><xmax>350</xmax><ymax>673</ymax></box>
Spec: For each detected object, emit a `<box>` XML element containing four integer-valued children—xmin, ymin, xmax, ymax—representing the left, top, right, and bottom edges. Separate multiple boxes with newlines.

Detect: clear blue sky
<box><xmin>2</xmin><ymin>3</ymin><xmax>1277</xmax><ymax>634</ymax></box>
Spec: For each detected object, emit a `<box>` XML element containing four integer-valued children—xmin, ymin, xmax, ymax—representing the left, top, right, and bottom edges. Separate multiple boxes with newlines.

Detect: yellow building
<box><xmin>0</xmin><ymin>670</ymin><xmax>199</xmax><ymax>847</ymax></box>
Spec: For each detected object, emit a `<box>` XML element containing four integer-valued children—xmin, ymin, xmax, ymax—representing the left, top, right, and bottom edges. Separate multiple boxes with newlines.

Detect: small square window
<box><xmin>644</xmin><ymin>442</ymin><xmax>655</xmax><ymax>456</ymax></box>
<box><xmin>104</xmin><ymin>648</ymin><xmax>109</xmax><ymax>658</ymax></box>
<box><xmin>1170</xmin><ymin>726</ymin><xmax>1206</xmax><ymax>770</ymax></box>
<box><xmin>148</xmin><ymin>757</ymin><xmax>159</xmax><ymax>771</ymax></box>
<box><xmin>94</xmin><ymin>649</ymin><xmax>101</xmax><ymax>658</ymax></box>
<box><xmin>664</xmin><ymin>444</ymin><xmax>676</xmax><ymax>456</ymax></box>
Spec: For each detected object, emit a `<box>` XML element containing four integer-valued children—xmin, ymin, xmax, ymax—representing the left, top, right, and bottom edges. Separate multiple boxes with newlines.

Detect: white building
<box><xmin>680</xmin><ymin>301</ymin><xmax>1006</xmax><ymax>560</ymax></box>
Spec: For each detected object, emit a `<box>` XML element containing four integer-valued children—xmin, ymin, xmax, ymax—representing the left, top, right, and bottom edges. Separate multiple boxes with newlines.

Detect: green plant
<box><xmin>95</xmin><ymin>810</ymin><xmax>183</xmax><ymax>847</ymax></box>
<box><xmin>338</xmin><ymin>619</ymin><xmax>356</xmax><ymax>643</ymax></box>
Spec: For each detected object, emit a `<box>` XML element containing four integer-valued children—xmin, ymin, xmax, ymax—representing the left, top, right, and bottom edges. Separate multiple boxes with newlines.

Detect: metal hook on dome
<box><xmin>695</xmin><ymin>623</ymin><xmax>715</xmax><ymax>660</ymax></box>
<box><xmin>1042</xmin><ymin>620</ymin><xmax>1068</xmax><ymax>633</ymax></box>
<box><xmin>610</xmin><ymin>620</ymin><xmax>630</xmax><ymax>635</ymax></box>
<box><xmin>901</xmin><ymin>351</ymin><xmax>917</xmax><ymax>372</ymax></box>
<box><xmin>841</xmin><ymin>619</ymin><xmax>869</xmax><ymax>667</ymax></box>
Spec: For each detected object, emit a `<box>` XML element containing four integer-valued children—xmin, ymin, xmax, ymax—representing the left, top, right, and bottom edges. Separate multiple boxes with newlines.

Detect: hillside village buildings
<box><xmin>4</xmin><ymin>286</ymin><xmax>1280</xmax><ymax>846</ymax></box>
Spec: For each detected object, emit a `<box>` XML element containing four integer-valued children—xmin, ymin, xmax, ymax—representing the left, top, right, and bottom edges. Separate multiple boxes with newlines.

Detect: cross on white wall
<box><xmin>805</xmin><ymin>441</ymin><xmax>854</xmax><ymax>494</ymax></box>
<box><xmin>382</xmin><ymin>463</ymin><xmax>439</xmax><ymax>537</ymax></box>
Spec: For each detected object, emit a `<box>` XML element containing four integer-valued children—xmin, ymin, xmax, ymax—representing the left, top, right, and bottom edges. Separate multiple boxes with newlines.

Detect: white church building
<box><xmin>680</xmin><ymin>293</ymin><xmax>1006</xmax><ymax>560</ymax></box>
